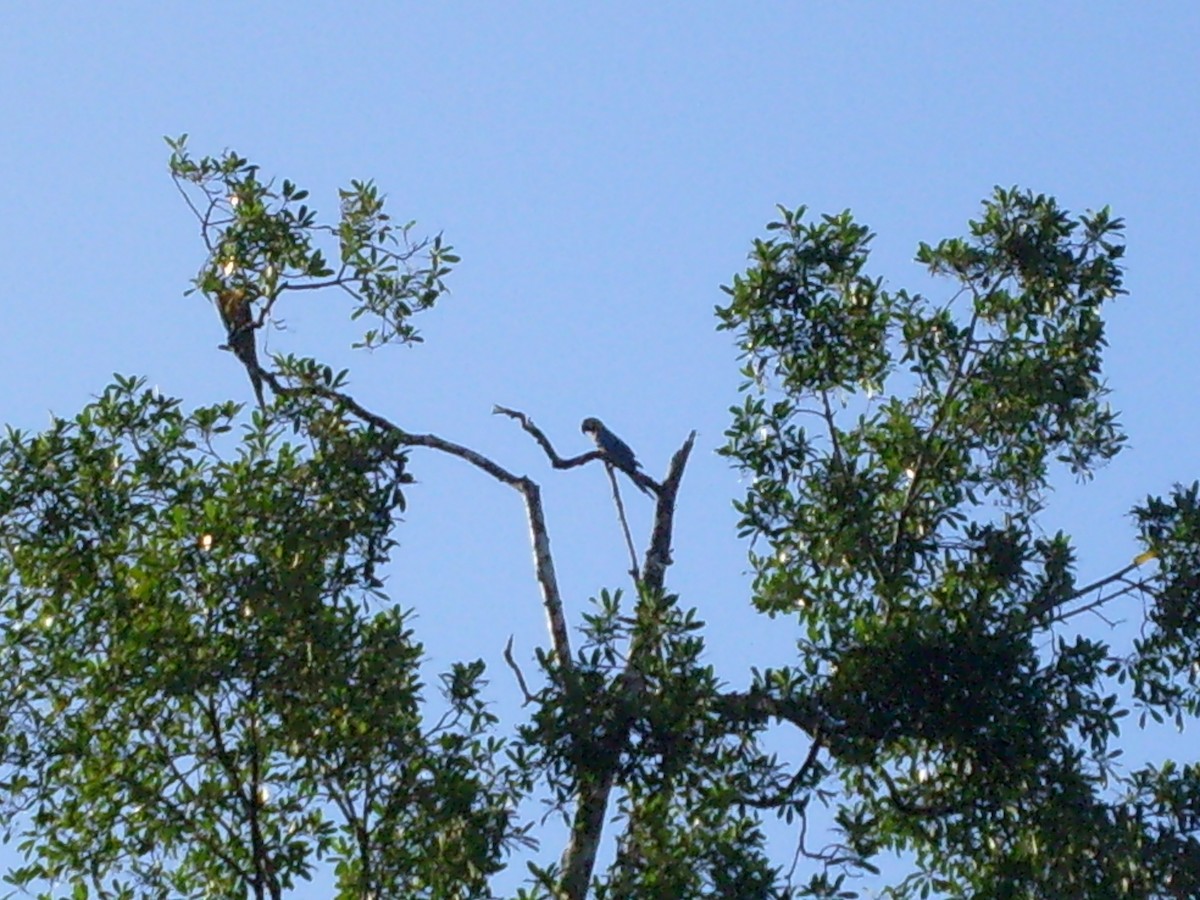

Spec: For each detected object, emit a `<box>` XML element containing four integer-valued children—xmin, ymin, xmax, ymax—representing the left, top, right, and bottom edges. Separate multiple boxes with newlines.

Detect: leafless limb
<box><xmin>604</xmin><ymin>465</ymin><xmax>641</xmax><ymax>584</ymax></box>
<box><xmin>244</xmin><ymin>386</ymin><xmax>699</xmax><ymax>900</ymax></box>
<box><xmin>494</xmin><ymin>405</ymin><xmax>661</xmax><ymax>495</ymax></box>
<box><xmin>492</xmin><ymin>405</ymin><xmax>599</xmax><ymax>470</ymax></box>
<box><xmin>1030</xmin><ymin>556</ymin><xmax>1155</xmax><ymax>623</ymax></box>
<box><xmin>639</xmin><ymin>432</ymin><xmax>696</xmax><ymax>590</ymax></box>
<box><xmin>787</xmin><ymin>806</ymin><xmax>864</xmax><ymax>882</ymax></box>
<box><xmin>262</xmin><ymin>380</ymin><xmax>574</xmax><ymax>670</ymax></box>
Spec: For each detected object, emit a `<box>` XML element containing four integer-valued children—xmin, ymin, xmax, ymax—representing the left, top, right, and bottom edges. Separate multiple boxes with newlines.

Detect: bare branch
<box><xmin>492</xmin><ymin>405</ymin><xmax>597</xmax><ymax>469</ymax></box>
<box><xmin>278</xmin><ymin>277</ymin><xmax>349</xmax><ymax>293</ymax></box>
<box><xmin>604</xmin><ymin>465</ymin><xmax>641</xmax><ymax>584</ymax></box>
<box><xmin>171</xmin><ymin>174</ymin><xmax>208</xmax><ymax>237</ymax></box>
<box><xmin>741</xmin><ymin>732</ymin><xmax>826</xmax><ymax>810</ymax></box>
<box><xmin>265</xmin><ymin>383</ymin><xmax>574</xmax><ymax>669</ymax></box>
<box><xmin>1030</xmin><ymin>558</ymin><xmax>1145</xmax><ymax>622</ymax></box>
<box><xmin>640</xmin><ymin>431</ymin><xmax>697</xmax><ymax>591</ymax></box>
<box><xmin>494</xmin><ymin>404</ymin><xmax>661</xmax><ymax>495</ymax></box>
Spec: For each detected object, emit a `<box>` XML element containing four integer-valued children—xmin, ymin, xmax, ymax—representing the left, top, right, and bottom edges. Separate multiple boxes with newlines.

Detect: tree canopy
<box><xmin>0</xmin><ymin>141</ymin><xmax>1195</xmax><ymax>899</ymax></box>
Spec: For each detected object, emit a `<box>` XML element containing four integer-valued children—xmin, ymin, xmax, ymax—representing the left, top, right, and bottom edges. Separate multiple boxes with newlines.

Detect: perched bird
<box><xmin>216</xmin><ymin>286</ymin><xmax>266</xmax><ymax>408</ymax></box>
<box><xmin>581</xmin><ymin>416</ymin><xmax>655</xmax><ymax>496</ymax></box>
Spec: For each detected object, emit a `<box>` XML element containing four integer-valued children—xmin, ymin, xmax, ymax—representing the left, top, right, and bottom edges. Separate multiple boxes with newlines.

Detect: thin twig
<box><xmin>606</xmin><ymin>465</ymin><xmax>640</xmax><ymax>584</ymax></box>
<box><xmin>742</xmin><ymin>732</ymin><xmax>826</xmax><ymax>809</ymax></box>
<box><xmin>1030</xmin><ymin>559</ymin><xmax>1147</xmax><ymax>622</ymax></box>
<box><xmin>491</xmin><ymin>405</ymin><xmax>598</xmax><ymax>470</ymax></box>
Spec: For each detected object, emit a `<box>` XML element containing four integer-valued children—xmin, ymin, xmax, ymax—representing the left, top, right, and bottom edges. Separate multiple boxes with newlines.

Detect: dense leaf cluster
<box><xmin>717</xmin><ymin>189</ymin><xmax>1199</xmax><ymax>897</ymax></box>
<box><xmin>0</xmin><ymin>381</ymin><xmax>522</xmax><ymax>898</ymax></box>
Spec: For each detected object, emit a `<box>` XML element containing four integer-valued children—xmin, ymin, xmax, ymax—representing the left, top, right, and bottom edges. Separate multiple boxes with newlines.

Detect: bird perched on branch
<box><xmin>216</xmin><ymin>286</ymin><xmax>266</xmax><ymax>408</ymax></box>
<box><xmin>581</xmin><ymin>416</ymin><xmax>656</xmax><ymax>496</ymax></box>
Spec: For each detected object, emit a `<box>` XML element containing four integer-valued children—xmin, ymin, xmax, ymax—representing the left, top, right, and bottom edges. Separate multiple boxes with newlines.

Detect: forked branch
<box><xmin>266</xmin><ymin>379</ymin><xmax>574</xmax><ymax>669</ymax></box>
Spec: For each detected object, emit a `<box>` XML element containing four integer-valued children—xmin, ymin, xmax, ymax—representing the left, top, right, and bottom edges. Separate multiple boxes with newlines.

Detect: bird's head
<box><xmin>580</xmin><ymin>417</ymin><xmax>602</xmax><ymax>435</ymax></box>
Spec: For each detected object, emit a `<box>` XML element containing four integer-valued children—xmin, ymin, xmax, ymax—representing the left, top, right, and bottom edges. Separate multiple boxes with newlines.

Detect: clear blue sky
<box><xmin>2</xmin><ymin>3</ymin><xmax>1197</xmax><ymax>895</ymax></box>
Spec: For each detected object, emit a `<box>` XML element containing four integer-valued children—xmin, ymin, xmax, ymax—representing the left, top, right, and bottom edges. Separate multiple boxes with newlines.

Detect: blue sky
<box><xmin>2</xmin><ymin>3</ymin><xmax>1197</xmax><ymax>895</ymax></box>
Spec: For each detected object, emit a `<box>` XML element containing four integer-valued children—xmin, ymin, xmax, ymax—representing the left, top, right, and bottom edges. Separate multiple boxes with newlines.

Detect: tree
<box><xmin>716</xmin><ymin>194</ymin><xmax>1200</xmax><ymax>897</ymax></box>
<box><xmin>0</xmin><ymin>142</ymin><xmax>1195</xmax><ymax>898</ymax></box>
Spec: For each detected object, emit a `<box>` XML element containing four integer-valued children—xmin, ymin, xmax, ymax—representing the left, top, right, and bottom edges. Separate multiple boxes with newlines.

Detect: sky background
<box><xmin>1</xmin><ymin>3</ymin><xmax>1197</xmax><ymax>896</ymax></box>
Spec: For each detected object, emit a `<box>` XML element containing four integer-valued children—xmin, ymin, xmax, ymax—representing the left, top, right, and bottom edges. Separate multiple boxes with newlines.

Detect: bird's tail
<box><xmin>225</xmin><ymin>328</ymin><xmax>267</xmax><ymax>408</ymax></box>
<box><xmin>631</xmin><ymin>470</ymin><xmax>658</xmax><ymax>497</ymax></box>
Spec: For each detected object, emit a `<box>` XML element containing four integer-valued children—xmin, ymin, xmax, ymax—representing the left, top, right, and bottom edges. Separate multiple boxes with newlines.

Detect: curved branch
<box><xmin>493</xmin><ymin>405</ymin><xmax>661</xmax><ymax>495</ymax></box>
<box><xmin>265</xmin><ymin>380</ymin><xmax>574</xmax><ymax>668</ymax></box>
<box><xmin>713</xmin><ymin>688</ymin><xmax>825</xmax><ymax>735</ymax></box>
<box><xmin>877</xmin><ymin>766</ymin><xmax>966</xmax><ymax>818</ymax></box>
<box><xmin>503</xmin><ymin>637</ymin><xmax>536</xmax><ymax>704</ymax></box>
<box><xmin>491</xmin><ymin>405</ymin><xmax>599</xmax><ymax>470</ymax></box>
<box><xmin>742</xmin><ymin>732</ymin><xmax>826</xmax><ymax>810</ymax></box>
<box><xmin>257</xmin><ymin>387</ymin><xmax>699</xmax><ymax>900</ymax></box>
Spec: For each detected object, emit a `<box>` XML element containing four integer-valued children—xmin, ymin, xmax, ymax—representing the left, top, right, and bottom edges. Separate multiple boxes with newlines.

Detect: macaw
<box><xmin>581</xmin><ymin>417</ymin><xmax>655</xmax><ymax>496</ymax></box>
<box><xmin>216</xmin><ymin>286</ymin><xmax>266</xmax><ymax>408</ymax></box>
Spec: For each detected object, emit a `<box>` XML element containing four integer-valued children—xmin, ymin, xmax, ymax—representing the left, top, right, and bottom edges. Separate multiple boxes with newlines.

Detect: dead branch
<box><xmin>604</xmin><ymin>465</ymin><xmax>641</xmax><ymax>584</ymax></box>
<box><xmin>741</xmin><ymin>732</ymin><xmax>826</xmax><ymax>810</ymax></box>
<box><xmin>640</xmin><ymin>431</ymin><xmax>696</xmax><ymax>591</ymax></box>
<box><xmin>1029</xmin><ymin>556</ymin><xmax>1154</xmax><ymax>623</ymax></box>
<box><xmin>264</xmin><ymin>379</ymin><xmax>574</xmax><ymax>670</ymax></box>
<box><xmin>261</xmin><ymin>388</ymin><xmax>697</xmax><ymax>900</ymax></box>
<box><xmin>559</xmin><ymin>429</ymin><xmax>697</xmax><ymax>899</ymax></box>
<box><xmin>493</xmin><ymin>405</ymin><xmax>661</xmax><ymax>495</ymax></box>
<box><xmin>492</xmin><ymin>405</ymin><xmax>598</xmax><ymax>470</ymax></box>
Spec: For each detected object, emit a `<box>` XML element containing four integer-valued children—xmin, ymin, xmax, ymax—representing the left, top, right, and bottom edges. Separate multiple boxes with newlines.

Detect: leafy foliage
<box><xmin>167</xmin><ymin>133</ymin><xmax>457</xmax><ymax>358</ymax></box>
<box><xmin>0</xmin><ymin>379</ymin><xmax>522</xmax><ymax>898</ymax></box>
<box><xmin>0</xmin><ymin>146</ymin><xmax>1196</xmax><ymax>900</ymax></box>
<box><xmin>717</xmin><ymin>188</ymin><xmax>1199</xmax><ymax>897</ymax></box>
<box><xmin>521</xmin><ymin>590</ymin><xmax>791</xmax><ymax>899</ymax></box>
